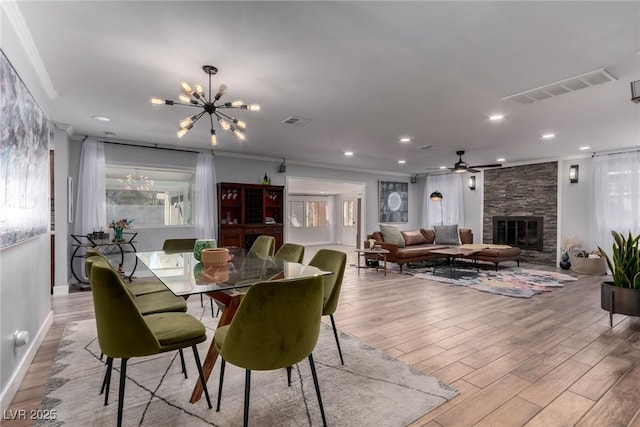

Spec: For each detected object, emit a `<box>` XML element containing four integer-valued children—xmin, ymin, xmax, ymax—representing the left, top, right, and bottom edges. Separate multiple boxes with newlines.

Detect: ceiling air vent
<box><xmin>503</xmin><ymin>68</ymin><xmax>616</xmax><ymax>105</ymax></box>
<box><xmin>281</xmin><ymin>116</ymin><xmax>312</xmax><ymax>125</ymax></box>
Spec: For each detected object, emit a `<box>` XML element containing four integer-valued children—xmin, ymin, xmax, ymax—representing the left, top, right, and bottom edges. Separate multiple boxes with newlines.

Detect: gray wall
<box><xmin>0</xmin><ymin>16</ymin><xmax>53</xmax><ymax>410</ymax></box>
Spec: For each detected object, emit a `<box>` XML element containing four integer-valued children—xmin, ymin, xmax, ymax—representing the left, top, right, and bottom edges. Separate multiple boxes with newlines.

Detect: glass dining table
<box><xmin>136</xmin><ymin>247</ymin><xmax>330</xmax><ymax>403</ymax></box>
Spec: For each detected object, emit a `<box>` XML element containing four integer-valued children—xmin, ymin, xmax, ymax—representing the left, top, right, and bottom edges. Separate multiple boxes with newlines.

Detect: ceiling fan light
<box><xmin>219</xmin><ymin>118</ymin><xmax>231</xmax><ymax>131</ymax></box>
<box><xmin>454</xmin><ymin>168</ymin><xmax>466</xmax><ymax>173</ymax></box>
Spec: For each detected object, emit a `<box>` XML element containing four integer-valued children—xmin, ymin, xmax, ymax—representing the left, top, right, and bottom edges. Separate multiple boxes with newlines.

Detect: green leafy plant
<box><xmin>598</xmin><ymin>230</ymin><xmax>640</xmax><ymax>289</ymax></box>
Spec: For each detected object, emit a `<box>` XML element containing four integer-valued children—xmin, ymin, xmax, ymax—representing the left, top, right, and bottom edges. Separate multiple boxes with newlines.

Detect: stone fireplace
<box><xmin>493</xmin><ymin>216</ymin><xmax>543</xmax><ymax>251</ymax></box>
<box><xmin>483</xmin><ymin>162</ymin><xmax>557</xmax><ymax>265</ymax></box>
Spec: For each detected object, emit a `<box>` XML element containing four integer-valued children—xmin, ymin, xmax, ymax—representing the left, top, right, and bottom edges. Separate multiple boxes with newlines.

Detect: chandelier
<box><xmin>151</xmin><ymin>65</ymin><xmax>260</xmax><ymax>146</ymax></box>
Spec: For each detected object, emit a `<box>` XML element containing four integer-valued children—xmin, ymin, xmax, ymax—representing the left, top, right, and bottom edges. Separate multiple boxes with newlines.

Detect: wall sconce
<box><xmin>569</xmin><ymin>164</ymin><xmax>579</xmax><ymax>183</ymax></box>
<box><xmin>468</xmin><ymin>175</ymin><xmax>476</xmax><ymax>190</ymax></box>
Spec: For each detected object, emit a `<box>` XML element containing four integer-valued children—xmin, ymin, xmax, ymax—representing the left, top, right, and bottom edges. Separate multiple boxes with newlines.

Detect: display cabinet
<box><xmin>217</xmin><ymin>182</ymin><xmax>284</xmax><ymax>250</ymax></box>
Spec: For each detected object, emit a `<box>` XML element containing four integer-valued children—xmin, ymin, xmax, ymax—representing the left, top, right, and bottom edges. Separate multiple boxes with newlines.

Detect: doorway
<box><xmin>285</xmin><ymin>177</ymin><xmax>366</xmax><ymax>247</ymax></box>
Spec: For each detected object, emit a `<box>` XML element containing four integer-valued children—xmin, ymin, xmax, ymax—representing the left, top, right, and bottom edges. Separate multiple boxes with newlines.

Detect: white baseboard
<box><xmin>53</xmin><ymin>284</ymin><xmax>69</xmax><ymax>295</ymax></box>
<box><xmin>0</xmin><ymin>311</ymin><xmax>53</xmax><ymax>413</ymax></box>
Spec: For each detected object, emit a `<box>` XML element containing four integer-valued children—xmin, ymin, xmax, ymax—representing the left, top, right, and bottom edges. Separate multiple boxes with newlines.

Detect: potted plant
<box><xmin>598</xmin><ymin>230</ymin><xmax>640</xmax><ymax>326</ymax></box>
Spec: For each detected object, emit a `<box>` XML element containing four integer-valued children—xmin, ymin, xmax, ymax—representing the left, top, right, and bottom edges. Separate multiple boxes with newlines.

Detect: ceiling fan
<box><xmin>427</xmin><ymin>150</ymin><xmax>502</xmax><ymax>173</ymax></box>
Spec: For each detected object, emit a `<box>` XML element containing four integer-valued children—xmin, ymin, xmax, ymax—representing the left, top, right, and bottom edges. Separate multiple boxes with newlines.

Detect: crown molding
<box><xmin>2</xmin><ymin>1</ymin><xmax>57</xmax><ymax>99</ymax></box>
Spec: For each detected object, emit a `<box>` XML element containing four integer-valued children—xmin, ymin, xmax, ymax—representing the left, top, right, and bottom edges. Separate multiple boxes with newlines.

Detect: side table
<box><xmin>355</xmin><ymin>248</ymin><xmax>390</xmax><ymax>276</ymax></box>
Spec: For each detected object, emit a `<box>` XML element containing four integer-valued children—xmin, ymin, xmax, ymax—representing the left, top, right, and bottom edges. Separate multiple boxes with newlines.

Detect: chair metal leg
<box><xmin>101</xmin><ymin>357</ymin><xmax>113</xmax><ymax>402</ymax></box>
<box><xmin>287</xmin><ymin>366</ymin><xmax>292</xmax><ymax>386</ymax></box>
<box><xmin>329</xmin><ymin>314</ymin><xmax>344</xmax><ymax>365</ymax></box>
<box><xmin>243</xmin><ymin>370</ymin><xmax>251</xmax><ymax>427</ymax></box>
<box><xmin>200</xmin><ymin>293</ymin><xmax>204</xmax><ymax>307</ymax></box>
<box><xmin>211</xmin><ymin>299</ymin><xmax>215</xmax><ymax>317</ymax></box>
<box><xmin>192</xmin><ymin>345</ymin><xmax>213</xmax><ymax>409</ymax></box>
<box><xmin>216</xmin><ymin>358</ymin><xmax>226</xmax><ymax>411</ymax></box>
<box><xmin>179</xmin><ymin>349</ymin><xmax>188</xmax><ymax>378</ymax></box>
<box><xmin>308</xmin><ymin>354</ymin><xmax>327</xmax><ymax>427</ymax></box>
<box><xmin>100</xmin><ymin>352</ymin><xmax>104</xmax><ymax>361</ymax></box>
<box><xmin>117</xmin><ymin>358</ymin><xmax>128</xmax><ymax>427</ymax></box>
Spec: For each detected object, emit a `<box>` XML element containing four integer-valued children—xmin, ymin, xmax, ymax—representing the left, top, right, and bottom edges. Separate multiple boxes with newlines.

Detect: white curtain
<box><xmin>593</xmin><ymin>150</ymin><xmax>640</xmax><ymax>253</ymax></box>
<box><xmin>194</xmin><ymin>152</ymin><xmax>217</xmax><ymax>240</ymax></box>
<box><xmin>74</xmin><ymin>138</ymin><xmax>106</xmax><ymax>235</ymax></box>
<box><xmin>422</xmin><ymin>173</ymin><xmax>464</xmax><ymax>228</ymax></box>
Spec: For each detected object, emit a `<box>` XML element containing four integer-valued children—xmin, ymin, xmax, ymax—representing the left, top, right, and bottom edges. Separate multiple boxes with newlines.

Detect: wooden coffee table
<box><xmin>428</xmin><ymin>247</ymin><xmax>481</xmax><ymax>277</ymax></box>
<box><xmin>355</xmin><ymin>248</ymin><xmax>390</xmax><ymax>276</ymax></box>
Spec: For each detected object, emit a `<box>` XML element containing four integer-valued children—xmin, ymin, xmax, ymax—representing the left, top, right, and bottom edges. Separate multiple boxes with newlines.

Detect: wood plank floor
<box><xmin>6</xmin><ymin>246</ymin><xmax>640</xmax><ymax>426</ymax></box>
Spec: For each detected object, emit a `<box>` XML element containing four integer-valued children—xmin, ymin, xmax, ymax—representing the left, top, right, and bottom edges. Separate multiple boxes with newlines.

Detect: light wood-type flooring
<box><xmin>6</xmin><ymin>245</ymin><xmax>640</xmax><ymax>426</ymax></box>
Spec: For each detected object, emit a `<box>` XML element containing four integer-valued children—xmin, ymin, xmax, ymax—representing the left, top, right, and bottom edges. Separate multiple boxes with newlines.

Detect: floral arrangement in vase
<box><xmin>109</xmin><ymin>218</ymin><xmax>133</xmax><ymax>242</ymax></box>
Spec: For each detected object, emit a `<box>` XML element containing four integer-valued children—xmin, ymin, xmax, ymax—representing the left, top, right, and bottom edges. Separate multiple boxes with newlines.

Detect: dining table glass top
<box><xmin>136</xmin><ymin>248</ymin><xmax>329</xmax><ymax>296</ymax></box>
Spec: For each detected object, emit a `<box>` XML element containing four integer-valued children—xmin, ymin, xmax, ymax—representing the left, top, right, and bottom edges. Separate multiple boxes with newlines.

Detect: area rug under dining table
<box><xmin>36</xmin><ymin>299</ymin><xmax>458</xmax><ymax>426</ymax></box>
<box><xmin>405</xmin><ymin>265</ymin><xmax>577</xmax><ymax>298</ymax></box>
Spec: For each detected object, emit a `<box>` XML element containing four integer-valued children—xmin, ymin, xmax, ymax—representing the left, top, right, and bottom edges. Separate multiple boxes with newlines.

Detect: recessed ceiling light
<box><xmin>497</xmin><ymin>158</ymin><xmax>506</xmax><ymax>162</ymax></box>
<box><xmin>104</xmin><ymin>131</ymin><xmax>116</xmax><ymax>137</ymax></box>
<box><xmin>541</xmin><ymin>133</ymin><xmax>556</xmax><ymax>139</ymax></box>
<box><xmin>319</xmin><ymin>191</ymin><xmax>325</xmax><ymax>194</ymax></box>
<box><xmin>579</xmin><ymin>146</ymin><xmax>591</xmax><ymax>150</ymax></box>
<box><xmin>398</xmin><ymin>160</ymin><xmax>406</xmax><ymax>164</ymax></box>
<box><xmin>439</xmin><ymin>166</ymin><xmax>447</xmax><ymax>169</ymax></box>
<box><xmin>399</xmin><ymin>137</ymin><xmax>411</xmax><ymax>143</ymax></box>
<box><xmin>92</xmin><ymin>116</ymin><xmax>111</xmax><ymax>122</ymax></box>
<box><xmin>344</xmin><ymin>151</ymin><xmax>354</xmax><ymax>156</ymax></box>
<box><xmin>489</xmin><ymin>114</ymin><xmax>504</xmax><ymax>121</ymax></box>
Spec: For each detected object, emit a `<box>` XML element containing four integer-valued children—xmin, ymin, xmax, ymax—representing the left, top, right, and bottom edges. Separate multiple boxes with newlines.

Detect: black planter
<box><xmin>559</xmin><ymin>260</ymin><xmax>571</xmax><ymax>270</ymax></box>
<box><xmin>601</xmin><ymin>282</ymin><xmax>640</xmax><ymax>326</ymax></box>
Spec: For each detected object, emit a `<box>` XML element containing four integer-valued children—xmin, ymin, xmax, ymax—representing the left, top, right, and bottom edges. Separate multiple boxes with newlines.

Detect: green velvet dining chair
<box><xmin>85</xmin><ymin>249</ymin><xmax>169</xmax><ymax>296</ymax></box>
<box><xmin>274</xmin><ymin>242</ymin><xmax>305</xmax><ymax>263</ymax></box>
<box><xmin>90</xmin><ymin>261</ymin><xmax>212</xmax><ymax>427</ymax></box>
<box><xmin>308</xmin><ymin>249</ymin><xmax>347</xmax><ymax>365</ymax></box>
<box><xmin>214</xmin><ymin>275</ymin><xmax>327</xmax><ymax>427</ymax></box>
<box><xmin>85</xmin><ymin>255</ymin><xmax>190</xmax><ymax>397</ymax></box>
<box><xmin>248</xmin><ymin>235</ymin><xmax>275</xmax><ymax>258</ymax></box>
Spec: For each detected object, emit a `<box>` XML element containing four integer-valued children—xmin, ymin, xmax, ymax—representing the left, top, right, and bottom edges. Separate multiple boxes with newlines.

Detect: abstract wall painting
<box><xmin>0</xmin><ymin>50</ymin><xmax>50</xmax><ymax>249</ymax></box>
<box><xmin>379</xmin><ymin>181</ymin><xmax>408</xmax><ymax>223</ymax></box>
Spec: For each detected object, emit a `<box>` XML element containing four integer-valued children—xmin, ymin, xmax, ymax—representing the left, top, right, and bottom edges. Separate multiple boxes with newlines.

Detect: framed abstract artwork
<box><xmin>0</xmin><ymin>50</ymin><xmax>50</xmax><ymax>249</ymax></box>
<box><xmin>378</xmin><ymin>181</ymin><xmax>408</xmax><ymax>223</ymax></box>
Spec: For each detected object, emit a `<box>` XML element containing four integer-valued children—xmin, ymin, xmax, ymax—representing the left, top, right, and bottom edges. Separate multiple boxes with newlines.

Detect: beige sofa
<box><xmin>366</xmin><ymin>228</ymin><xmax>521</xmax><ymax>272</ymax></box>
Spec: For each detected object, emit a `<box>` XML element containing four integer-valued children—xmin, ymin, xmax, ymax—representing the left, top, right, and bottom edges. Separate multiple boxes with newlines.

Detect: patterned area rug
<box><xmin>36</xmin><ymin>299</ymin><xmax>458</xmax><ymax>426</ymax></box>
<box><xmin>406</xmin><ymin>266</ymin><xmax>577</xmax><ymax>298</ymax></box>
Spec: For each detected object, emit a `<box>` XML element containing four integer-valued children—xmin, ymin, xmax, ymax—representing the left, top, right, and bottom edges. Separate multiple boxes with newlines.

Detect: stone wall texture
<box><xmin>483</xmin><ymin>162</ymin><xmax>557</xmax><ymax>265</ymax></box>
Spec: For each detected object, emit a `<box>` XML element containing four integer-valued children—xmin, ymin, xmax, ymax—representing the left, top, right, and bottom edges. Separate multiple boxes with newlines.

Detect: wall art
<box><xmin>0</xmin><ymin>50</ymin><xmax>50</xmax><ymax>249</ymax></box>
<box><xmin>378</xmin><ymin>181</ymin><xmax>408</xmax><ymax>223</ymax></box>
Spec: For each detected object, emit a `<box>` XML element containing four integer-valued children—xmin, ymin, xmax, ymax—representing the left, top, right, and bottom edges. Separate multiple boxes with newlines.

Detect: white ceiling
<box><xmin>9</xmin><ymin>1</ymin><xmax>640</xmax><ymax>176</ymax></box>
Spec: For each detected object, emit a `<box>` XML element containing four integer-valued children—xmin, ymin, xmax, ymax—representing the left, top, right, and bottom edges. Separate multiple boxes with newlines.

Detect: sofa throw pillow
<box><xmin>434</xmin><ymin>224</ymin><xmax>461</xmax><ymax>245</ymax></box>
<box><xmin>459</xmin><ymin>229</ymin><xmax>473</xmax><ymax>244</ymax></box>
<box><xmin>401</xmin><ymin>230</ymin><xmax>428</xmax><ymax>246</ymax></box>
<box><xmin>379</xmin><ymin>224</ymin><xmax>405</xmax><ymax>248</ymax></box>
<box><xmin>420</xmin><ymin>228</ymin><xmax>435</xmax><ymax>243</ymax></box>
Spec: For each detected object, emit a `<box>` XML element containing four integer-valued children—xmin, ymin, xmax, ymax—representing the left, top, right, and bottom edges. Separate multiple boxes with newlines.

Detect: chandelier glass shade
<box><xmin>151</xmin><ymin>65</ymin><xmax>259</xmax><ymax>146</ymax></box>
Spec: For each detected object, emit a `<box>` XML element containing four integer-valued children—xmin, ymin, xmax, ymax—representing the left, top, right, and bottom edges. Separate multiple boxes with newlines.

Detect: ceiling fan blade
<box><xmin>467</xmin><ymin>168</ymin><xmax>480</xmax><ymax>173</ymax></box>
<box><xmin>469</xmin><ymin>163</ymin><xmax>502</xmax><ymax>169</ymax></box>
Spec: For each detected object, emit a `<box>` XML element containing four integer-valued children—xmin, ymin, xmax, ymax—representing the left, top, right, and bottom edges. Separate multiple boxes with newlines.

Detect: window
<box><xmin>105</xmin><ymin>166</ymin><xmax>193</xmax><ymax>226</ymax></box>
<box><xmin>288</xmin><ymin>200</ymin><xmax>329</xmax><ymax>228</ymax></box>
<box><xmin>343</xmin><ymin>200</ymin><xmax>354</xmax><ymax>227</ymax></box>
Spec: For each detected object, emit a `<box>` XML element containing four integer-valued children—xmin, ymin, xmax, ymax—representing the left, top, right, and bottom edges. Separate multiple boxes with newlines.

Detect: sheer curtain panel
<box><xmin>422</xmin><ymin>173</ymin><xmax>465</xmax><ymax>228</ymax></box>
<box><xmin>194</xmin><ymin>152</ymin><xmax>217</xmax><ymax>240</ymax></box>
<box><xmin>74</xmin><ymin>138</ymin><xmax>106</xmax><ymax>235</ymax></box>
<box><xmin>593</xmin><ymin>150</ymin><xmax>640</xmax><ymax>253</ymax></box>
